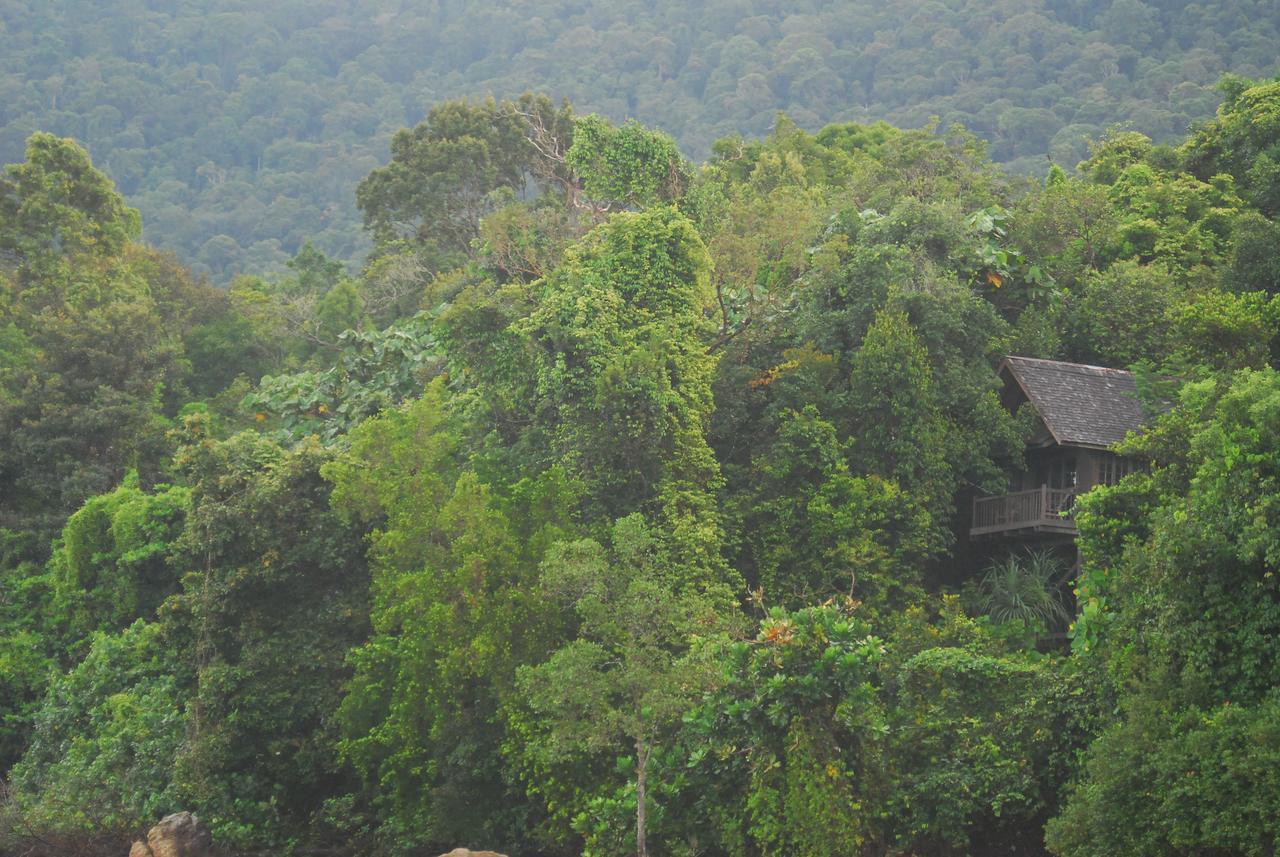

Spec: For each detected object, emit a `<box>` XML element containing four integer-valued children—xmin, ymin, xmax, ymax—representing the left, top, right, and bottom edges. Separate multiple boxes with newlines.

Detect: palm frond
<box><xmin>976</xmin><ymin>549</ymin><xmax>1072</xmax><ymax>628</ymax></box>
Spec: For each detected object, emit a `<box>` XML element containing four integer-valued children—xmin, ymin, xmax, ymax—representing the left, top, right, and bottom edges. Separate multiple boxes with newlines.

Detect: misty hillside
<box><xmin>2</xmin><ymin>0</ymin><xmax>1277</xmax><ymax>281</ymax></box>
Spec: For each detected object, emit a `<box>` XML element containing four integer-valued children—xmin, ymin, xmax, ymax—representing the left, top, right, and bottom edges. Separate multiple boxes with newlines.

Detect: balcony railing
<box><xmin>970</xmin><ymin>486</ymin><xmax>1078</xmax><ymax>537</ymax></box>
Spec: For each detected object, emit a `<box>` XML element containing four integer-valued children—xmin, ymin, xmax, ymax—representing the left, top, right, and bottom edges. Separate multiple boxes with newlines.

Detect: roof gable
<box><xmin>1000</xmin><ymin>356</ymin><xmax>1147</xmax><ymax>448</ymax></box>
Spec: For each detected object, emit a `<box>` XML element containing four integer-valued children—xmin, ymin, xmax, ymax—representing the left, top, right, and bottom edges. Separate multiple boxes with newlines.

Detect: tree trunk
<box><xmin>636</xmin><ymin>738</ymin><xmax>650</xmax><ymax>857</ymax></box>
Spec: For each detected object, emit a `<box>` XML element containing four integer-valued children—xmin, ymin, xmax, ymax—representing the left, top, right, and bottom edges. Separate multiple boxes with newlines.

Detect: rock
<box><xmin>437</xmin><ymin>850</ymin><xmax>508</xmax><ymax>857</ymax></box>
<box><xmin>139</xmin><ymin>812</ymin><xmax>212</xmax><ymax>857</ymax></box>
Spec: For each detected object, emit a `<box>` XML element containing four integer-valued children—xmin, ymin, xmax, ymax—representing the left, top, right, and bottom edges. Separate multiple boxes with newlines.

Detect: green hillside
<box><xmin>2</xmin><ymin>0</ymin><xmax>1277</xmax><ymax>281</ymax></box>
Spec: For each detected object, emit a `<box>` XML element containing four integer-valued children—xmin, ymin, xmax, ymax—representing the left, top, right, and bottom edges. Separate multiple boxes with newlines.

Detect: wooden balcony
<box><xmin>970</xmin><ymin>486</ymin><xmax>1078</xmax><ymax>538</ymax></box>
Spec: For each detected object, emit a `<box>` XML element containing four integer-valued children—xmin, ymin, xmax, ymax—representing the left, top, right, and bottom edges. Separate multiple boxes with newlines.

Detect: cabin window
<box><xmin>1032</xmin><ymin>457</ymin><xmax>1078</xmax><ymax>490</ymax></box>
<box><xmin>1098</xmin><ymin>453</ymin><xmax>1135</xmax><ymax>486</ymax></box>
<box><xmin>1048</xmin><ymin>457</ymin><xmax>1077</xmax><ymax>490</ymax></box>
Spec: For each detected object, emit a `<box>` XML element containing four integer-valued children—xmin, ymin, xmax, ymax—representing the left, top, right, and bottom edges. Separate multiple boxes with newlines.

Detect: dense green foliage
<box><xmin>3</xmin><ymin>61</ymin><xmax>1280</xmax><ymax>857</ymax></box>
<box><xmin>0</xmin><ymin>133</ymin><xmax>229</xmax><ymax>555</ymax></box>
<box><xmin>682</xmin><ymin>602</ymin><xmax>1092</xmax><ymax>855</ymax></box>
<box><xmin>1048</xmin><ymin>369</ymin><xmax>1280</xmax><ymax>855</ymax></box>
<box><xmin>2</xmin><ymin>1</ymin><xmax>1278</xmax><ymax>280</ymax></box>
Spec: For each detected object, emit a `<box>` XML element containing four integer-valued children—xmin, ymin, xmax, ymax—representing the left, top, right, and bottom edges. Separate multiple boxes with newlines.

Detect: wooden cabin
<box><xmin>970</xmin><ymin>357</ymin><xmax>1147</xmax><ymax>540</ymax></box>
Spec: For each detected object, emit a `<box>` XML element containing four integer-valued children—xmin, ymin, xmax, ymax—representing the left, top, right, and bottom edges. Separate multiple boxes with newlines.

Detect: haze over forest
<box><xmin>2</xmin><ymin>0</ymin><xmax>1278</xmax><ymax>281</ymax></box>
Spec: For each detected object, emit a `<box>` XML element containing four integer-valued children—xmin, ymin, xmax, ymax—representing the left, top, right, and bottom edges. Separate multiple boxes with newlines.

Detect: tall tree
<box><xmin>326</xmin><ymin>382</ymin><xmax>578</xmax><ymax>852</ymax></box>
<box><xmin>0</xmin><ymin>136</ymin><xmax>186</xmax><ymax>554</ymax></box>
<box><xmin>165</xmin><ymin>421</ymin><xmax>370</xmax><ymax>850</ymax></box>
<box><xmin>0</xmin><ymin>132</ymin><xmax>139</xmax><ymax>297</ymax></box>
<box><xmin>1184</xmin><ymin>77</ymin><xmax>1280</xmax><ymax>217</ymax></box>
<box><xmin>357</xmin><ymin>96</ymin><xmax>575</xmax><ymax>264</ymax></box>
<box><xmin>567</xmin><ymin>115</ymin><xmax>691</xmax><ymax>210</ymax></box>
<box><xmin>847</xmin><ymin>306</ymin><xmax>955</xmax><ymax>558</ymax></box>
<box><xmin>516</xmin><ymin>516</ymin><xmax>738</xmax><ymax>857</ymax></box>
<box><xmin>521</xmin><ymin>206</ymin><xmax>730</xmax><ymax>586</ymax></box>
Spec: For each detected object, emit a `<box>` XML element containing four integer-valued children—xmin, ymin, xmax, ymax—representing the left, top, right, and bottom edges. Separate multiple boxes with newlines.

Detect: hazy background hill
<box><xmin>2</xmin><ymin>0</ymin><xmax>1277</xmax><ymax>282</ymax></box>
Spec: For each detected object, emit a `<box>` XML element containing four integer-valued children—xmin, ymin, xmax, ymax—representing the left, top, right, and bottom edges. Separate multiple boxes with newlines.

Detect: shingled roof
<box><xmin>1000</xmin><ymin>356</ymin><xmax>1147</xmax><ymax>448</ymax></box>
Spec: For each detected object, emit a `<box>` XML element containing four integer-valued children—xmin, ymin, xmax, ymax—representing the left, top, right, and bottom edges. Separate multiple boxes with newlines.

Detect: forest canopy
<box><xmin>1</xmin><ymin>0</ymin><xmax>1277</xmax><ymax>281</ymax></box>
<box><xmin>2</xmin><ymin>29</ymin><xmax>1280</xmax><ymax>857</ymax></box>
